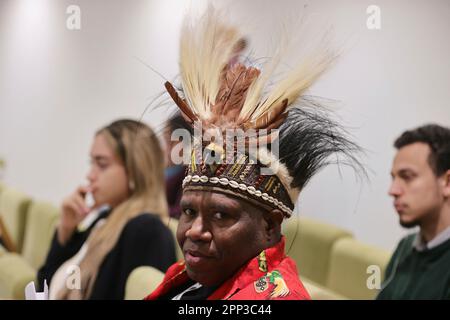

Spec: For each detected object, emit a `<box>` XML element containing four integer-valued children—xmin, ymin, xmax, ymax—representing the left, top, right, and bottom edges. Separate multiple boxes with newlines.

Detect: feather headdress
<box><xmin>165</xmin><ymin>8</ymin><xmax>364</xmax><ymax>217</ymax></box>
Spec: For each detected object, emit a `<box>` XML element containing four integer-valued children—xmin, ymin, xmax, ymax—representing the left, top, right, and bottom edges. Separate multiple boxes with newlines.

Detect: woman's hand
<box><xmin>57</xmin><ymin>186</ymin><xmax>91</xmax><ymax>245</ymax></box>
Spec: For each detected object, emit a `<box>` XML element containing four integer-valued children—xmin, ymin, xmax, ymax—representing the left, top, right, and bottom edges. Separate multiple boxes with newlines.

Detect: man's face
<box><xmin>389</xmin><ymin>142</ymin><xmax>445</xmax><ymax>228</ymax></box>
<box><xmin>178</xmin><ymin>190</ymin><xmax>268</xmax><ymax>286</ymax></box>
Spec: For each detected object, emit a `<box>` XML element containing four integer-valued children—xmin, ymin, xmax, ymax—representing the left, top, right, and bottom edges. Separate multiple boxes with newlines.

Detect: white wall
<box><xmin>1</xmin><ymin>0</ymin><xmax>449</xmax><ymax>251</ymax></box>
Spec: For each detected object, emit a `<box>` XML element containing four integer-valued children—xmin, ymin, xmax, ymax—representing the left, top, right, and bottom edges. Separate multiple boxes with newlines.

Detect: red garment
<box><xmin>145</xmin><ymin>237</ymin><xmax>310</xmax><ymax>300</ymax></box>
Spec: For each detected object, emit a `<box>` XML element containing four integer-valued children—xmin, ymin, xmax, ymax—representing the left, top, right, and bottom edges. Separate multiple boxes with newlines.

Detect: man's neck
<box><xmin>266</xmin><ymin>234</ymin><xmax>282</xmax><ymax>250</ymax></box>
<box><xmin>420</xmin><ymin>203</ymin><xmax>450</xmax><ymax>243</ymax></box>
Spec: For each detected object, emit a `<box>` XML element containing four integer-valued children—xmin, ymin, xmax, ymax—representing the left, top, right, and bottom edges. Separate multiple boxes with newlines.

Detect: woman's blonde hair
<box><xmin>99</xmin><ymin>119</ymin><xmax>168</xmax><ymax>220</ymax></box>
<box><xmin>58</xmin><ymin>119</ymin><xmax>168</xmax><ymax>299</ymax></box>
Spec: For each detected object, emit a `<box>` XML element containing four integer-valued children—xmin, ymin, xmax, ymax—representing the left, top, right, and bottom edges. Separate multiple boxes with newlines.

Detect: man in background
<box><xmin>378</xmin><ymin>124</ymin><xmax>450</xmax><ymax>299</ymax></box>
<box><xmin>163</xmin><ymin>113</ymin><xmax>189</xmax><ymax>219</ymax></box>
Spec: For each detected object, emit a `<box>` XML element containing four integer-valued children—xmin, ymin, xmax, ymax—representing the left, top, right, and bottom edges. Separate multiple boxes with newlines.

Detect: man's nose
<box><xmin>388</xmin><ymin>180</ymin><xmax>402</xmax><ymax>197</ymax></box>
<box><xmin>185</xmin><ymin>215</ymin><xmax>212</xmax><ymax>242</ymax></box>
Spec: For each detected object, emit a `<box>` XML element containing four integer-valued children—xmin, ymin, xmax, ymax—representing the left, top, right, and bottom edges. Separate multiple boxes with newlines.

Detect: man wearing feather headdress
<box><xmin>145</xmin><ymin>8</ymin><xmax>364</xmax><ymax>300</ymax></box>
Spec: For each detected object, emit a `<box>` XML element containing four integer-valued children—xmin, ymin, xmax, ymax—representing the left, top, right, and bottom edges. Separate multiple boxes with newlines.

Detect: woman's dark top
<box><xmin>37</xmin><ymin>209</ymin><xmax>176</xmax><ymax>300</ymax></box>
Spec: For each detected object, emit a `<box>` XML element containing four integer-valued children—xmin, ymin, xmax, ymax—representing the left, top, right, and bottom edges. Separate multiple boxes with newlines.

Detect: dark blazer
<box><xmin>37</xmin><ymin>209</ymin><xmax>176</xmax><ymax>299</ymax></box>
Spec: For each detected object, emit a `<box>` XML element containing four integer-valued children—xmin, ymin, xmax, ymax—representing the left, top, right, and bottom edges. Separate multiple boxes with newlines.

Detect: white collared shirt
<box><xmin>413</xmin><ymin>225</ymin><xmax>450</xmax><ymax>251</ymax></box>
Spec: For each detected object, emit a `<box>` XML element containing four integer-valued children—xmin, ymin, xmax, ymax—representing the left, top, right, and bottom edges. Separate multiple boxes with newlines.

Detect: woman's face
<box><xmin>86</xmin><ymin>133</ymin><xmax>129</xmax><ymax>209</ymax></box>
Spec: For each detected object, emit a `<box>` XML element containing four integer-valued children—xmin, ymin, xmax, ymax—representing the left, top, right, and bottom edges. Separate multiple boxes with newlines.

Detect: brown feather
<box><xmin>165</xmin><ymin>81</ymin><xmax>198</xmax><ymax>123</ymax></box>
<box><xmin>249</xmin><ymin>99</ymin><xmax>289</xmax><ymax>130</ymax></box>
<box><xmin>213</xmin><ymin>64</ymin><xmax>260</xmax><ymax>124</ymax></box>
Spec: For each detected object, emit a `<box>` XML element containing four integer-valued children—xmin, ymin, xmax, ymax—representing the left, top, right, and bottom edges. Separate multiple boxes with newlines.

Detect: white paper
<box><xmin>85</xmin><ymin>191</ymin><xmax>95</xmax><ymax>209</ymax></box>
<box><xmin>25</xmin><ymin>280</ymin><xmax>48</xmax><ymax>300</ymax></box>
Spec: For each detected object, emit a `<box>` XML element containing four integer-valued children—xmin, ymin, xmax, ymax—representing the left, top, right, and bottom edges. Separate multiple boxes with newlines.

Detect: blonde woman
<box><xmin>38</xmin><ymin>119</ymin><xmax>176</xmax><ymax>299</ymax></box>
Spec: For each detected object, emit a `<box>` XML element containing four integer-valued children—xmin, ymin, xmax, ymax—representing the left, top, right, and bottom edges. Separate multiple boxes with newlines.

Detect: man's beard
<box><xmin>399</xmin><ymin>218</ymin><xmax>419</xmax><ymax>229</ymax></box>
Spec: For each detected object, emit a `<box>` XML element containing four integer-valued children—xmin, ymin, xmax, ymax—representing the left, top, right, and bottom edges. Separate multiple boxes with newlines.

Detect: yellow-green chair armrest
<box><xmin>0</xmin><ymin>253</ymin><xmax>36</xmax><ymax>300</ymax></box>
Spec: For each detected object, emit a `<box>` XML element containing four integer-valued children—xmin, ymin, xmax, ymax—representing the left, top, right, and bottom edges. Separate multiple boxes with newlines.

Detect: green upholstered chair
<box><xmin>0</xmin><ymin>200</ymin><xmax>59</xmax><ymax>299</ymax></box>
<box><xmin>326</xmin><ymin>237</ymin><xmax>391</xmax><ymax>299</ymax></box>
<box><xmin>282</xmin><ymin>216</ymin><xmax>353</xmax><ymax>286</ymax></box>
<box><xmin>0</xmin><ymin>188</ymin><xmax>32</xmax><ymax>253</ymax></box>
<box><xmin>0</xmin><ymin>245</ymin><xmax>6</xmax><ymax>257</ymax></box>
<box><xmin>125</xmin><ymin>266</ymin><xmax>165</xmax><ymax>300</ymax></box>
<box><xmin>302</xmin><ymin>277</ymin><xmax>347</xmax><ymax>300</ymax></box>
<box><xmin>0</xmin><ymin>253</ymin><xmax>36</xmax><ymax>299</ymax></box>
<box><xmin>0</xmin><ymin>183</ymin><xmax>6</xmax><ymax>255</ymax></box>
<box><xmin>21</xmin><ymin>201</ymin><xmax>60</xmax><ymax>269</ymax></box>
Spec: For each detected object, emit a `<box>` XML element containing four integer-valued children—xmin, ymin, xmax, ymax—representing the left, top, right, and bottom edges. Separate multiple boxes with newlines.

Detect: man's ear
<box><xmin>442</xmin><ymin>169</ymin><xmax>450</xmax><ymax>198</ymax></box>
<box><xmin>263</xmin><ymin>209</ymin><xmax>284</xmax><ymax>241</ymax></box>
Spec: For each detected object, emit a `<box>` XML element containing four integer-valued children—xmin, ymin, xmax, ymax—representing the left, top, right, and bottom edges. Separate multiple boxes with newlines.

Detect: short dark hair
<box><xmin>166</xmin><ymin>112</ymin><xmax>191</xmax><ymax>134</ymax></box>
<box><xmin>394</xmin><ymin>124</ymin><xmax>450</xmax><ymax>176</ymax></box>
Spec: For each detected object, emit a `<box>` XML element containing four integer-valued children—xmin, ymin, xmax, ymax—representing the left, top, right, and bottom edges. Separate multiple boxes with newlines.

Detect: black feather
<box><xmin>278</xmin><ymin>97</ymin><xmax>366</xmax><ymax>190</ymax></box>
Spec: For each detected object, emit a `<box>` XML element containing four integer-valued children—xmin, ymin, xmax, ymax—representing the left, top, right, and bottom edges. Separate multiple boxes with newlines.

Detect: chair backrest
<box><xmin>21</xmin><ymin>201</ymin><xmax>60</xmax><ymax>269</ymax></box>
<box><xmin>0</xmin><ymin>188</ymin><xmax>32</xmax><ymax>253</ymax></box>
<box><xmin>326</xmin><ymin>237</ymin><xmax>392</xmax><ymax>299</ymax></box>
<box><xmin>164</xmin><ymin>218</ymin><xmax>183</xmax><ymax>261</ymax></box>
<box><xmin>0</xmin><ymin>184</ymin><xmax>6</xmax><ymax>254</ymax></box>
<box><xmin>125</xmin><ymin>265</ymin><xmax>164</xmax><ymax>300</ymax></box>
<box><xmin>0</xmin><ymin>252</ymin><xmax>36</xmax><ymax>299</ymax></box>
<box><xmin>282</xmin><ymin>216</ymin><xmax>352</xmax><ymax>286</ymax></box>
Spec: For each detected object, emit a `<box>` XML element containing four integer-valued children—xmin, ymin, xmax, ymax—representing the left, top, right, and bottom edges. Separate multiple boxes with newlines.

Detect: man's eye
<box><xmin>98</xmin><ymin>163</ymin><xmax>108</xmax><ymax>170</ymax></box>
<box><xmin>183</xmin><ymin>208</ymin><xmax>195</xmax><ymax>217</ymax></box>
<box><xmin>213</xmin><ymin>212</ymin><xmax>226</xmax><ymax>220</ymax></box>
<box><xmin>401</xmin><ymin>174</ymin><xmax>414</xmax><ymax>182</ymax></box>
